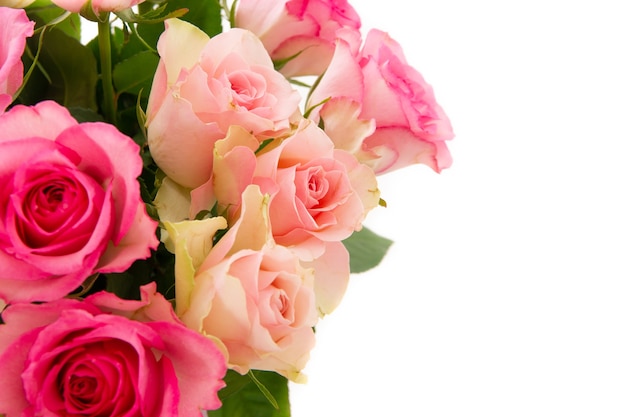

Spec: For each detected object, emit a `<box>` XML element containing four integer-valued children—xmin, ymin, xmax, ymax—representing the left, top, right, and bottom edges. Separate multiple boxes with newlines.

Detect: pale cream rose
<box><xmin>165</xmin><ymin>185</ymin><xmax>317</xmax><ymax>382</ymax></box>
<box><xmin>0</xmin><ymin>0</ymin><xmax>35</xmax><ymax>8</ymax></box>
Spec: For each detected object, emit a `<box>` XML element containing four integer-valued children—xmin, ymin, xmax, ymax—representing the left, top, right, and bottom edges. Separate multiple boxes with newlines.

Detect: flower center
<box><xmin>67</xmin><ymin>374</ymin><xmax>98</xmax><ymax>405</ymax></box>
<box><xmin>228</xmin><ymin>70</ymin><xmax>266</xmax><ymax>109</ymax></box>
<box><xmin>40</xmin><ymin>183</ymin><xmax>71</xmax><ymax>213</ymax></box>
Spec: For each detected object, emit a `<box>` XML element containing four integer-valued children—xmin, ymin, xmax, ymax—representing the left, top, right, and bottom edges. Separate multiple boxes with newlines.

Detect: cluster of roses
<box><xmin>0</xmin><ymin>0</ymin><xmax>453</xmax><ymax>416</ymax></box>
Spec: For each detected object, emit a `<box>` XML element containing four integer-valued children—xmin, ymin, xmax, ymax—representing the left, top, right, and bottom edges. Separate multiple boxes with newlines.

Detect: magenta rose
<box><xmin>50</xmin><ymin>0</ymin><xmax>145</xmax><ymax>14</ymax></box>
<box><xmin>0</xmin><ymin>283</ymin><xmax>227</xmax><ymax>417</ymax></box>
<box><xmin>234</xmin><ymin>0</ymin><xmax>362</xmax><ymax>77</ymax></box>
<box><xmin>308</xmin><ymin>30</ymin><xmax>454</xmax><ymax>174</ymax></box>
<box><xmin>0</xmin><ymin>101</ymin><xmax>159</xmax><ymax>304</ymax></box>
<box><xmin>0</xmin><ymin>7</ymin><xmax>34</xmax><ymax>112</ymax></box>
<box><xmin>146</xmin><ymin>18</ymin><xmax>301</xmax><ymax>189</ymax></box>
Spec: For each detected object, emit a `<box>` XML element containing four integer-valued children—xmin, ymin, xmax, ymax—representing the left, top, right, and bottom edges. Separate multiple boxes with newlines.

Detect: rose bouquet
<box><xmin>0</xmin><ymin>0</ymin><xmax>453</xmax><ymax>416</ymax></box>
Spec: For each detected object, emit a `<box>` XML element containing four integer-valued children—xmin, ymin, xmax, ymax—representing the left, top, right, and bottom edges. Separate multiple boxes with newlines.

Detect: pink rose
<box><xmin>0</xmin><ymin>101</ymin><xmax>159</xmax><ymax>303</ymax></box>
<box><xmin>165</xmin><ymin>186</ymin><xmax>318</xmax><ymax>382</ymax></box>
<box><xmin>196</xmin><ymin>120</ymin><xmax>379</xmax><ymax>259</ymax></box>
<box><xmin>146</xmin><ymin>18</ymin><xmax>301</xmax><ymax>189</ymax></box>
<box><xmin>308</xmin><ymin>29</ymin><xmax>454</xmax><ymax>174</ymax></box>
<box><xmin>209</xmin><ymin>123</ymin><xmax>371</xmax><ymax>314</ymax></box>
<box><xmin>0</xmin><ymin>283</ymin><xmax>227</xmax><ymax>417</ymax></box>
<box><xmin>155</xmin><ymin>127</ymin><xmax>356</xmax><ymax>315</ymax></box>
<box><xmin>155</xmin><ymin>121</ymin><xmax>376</xmax><ymax>314</ymax></box>
<box><xmin>50</xmin><ymin>0</ymin><xmax>145</xmax><ymax>14</ymax></box>
<box><xmin>234</xmin><ymin>0</ymin><xmax>362</xmax><ymax>77</ymax></box>
<box><xmin>0</xmin><ymin>7</ymin><xmax>34</xmax><ymax>112</ymax></box>
<box><xmin>256</xmin><ymin>120</ymin><xmax>379</xmax><ymax>251</ymax></box>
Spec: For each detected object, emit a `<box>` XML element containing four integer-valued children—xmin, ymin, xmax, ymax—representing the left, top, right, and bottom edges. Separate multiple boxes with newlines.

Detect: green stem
<box><xmin>97</xmin><ymin>16</ymin><xmax>116</xmax><ymax>124</ymax></box>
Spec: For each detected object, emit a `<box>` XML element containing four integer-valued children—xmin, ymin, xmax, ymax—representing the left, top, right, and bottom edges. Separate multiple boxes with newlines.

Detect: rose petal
<box><xmin>148</xmin><ymin>321</ymin><xmax>227</xmax><ymax>413</ymax></box>
<box><xmin>0</xmin><ymin>101</ymin><xmax>76</xmax><ymax>144</ymax></box>
<box><xmin>304</xmin><ymin>241</ymin><xmax>350</xmax><ymax>315</ymax></box>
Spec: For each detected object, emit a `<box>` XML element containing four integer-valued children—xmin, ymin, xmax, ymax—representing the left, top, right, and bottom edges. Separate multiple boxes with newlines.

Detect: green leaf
<box><xmin>248</xmin><ymin>371</ymin><xmax>279</xmax><ymax>409</ymax></box>
<box><xmin>209</xmin><ymin>371</ymin><xmax>290</xmax><ymax>417</ymax></box>
<box><xmin>255</xmin><ymin>138</ymin><xmax>275</xmax><ymax>154</ymax></box>
<box><xmin>105</xmin><ymin>258</ymin><xmax>157</xmax><ymax>300</ymax></box>
<box><xmin>26</xmin><ymin>28</ymin><xmax>98</xmax><ymax>109</ymax></box>
<box><xmin>273</xmin><ymin>50</ymin><xmax>304</xmax><ymax>72</ymax></box>
<box><xmin>137</xmin><ymin>0</ymin><xmax>222</xmax><ymax>49</ymax></box>
<box><xmin>68</xmin><ymin>107</ymin><xmax>105</xmax><ymax>123</ymax></box>
<box><xmin>118</xmin><ymin>24</ymin><xmax>152</xmax><ymax>60</ymax></box>
<box><xmin>168</xmin><ymin>0</ymin><xmax>222</xmax><ymax>36</ymax></box>
<box><xmin>27</xmin><ymin>3</ymin><xmax>82</xmax><ymax>41</ymax></box>
<box><xmin>343</xmin><ymin>226</ymin><xmax>393</xmax><ymax>273</ymax></box>
<box><xmin>113</xmin><ymin>51</ymin><xmax>159</xmax><ymax>95</ymax></box>
<box><xmin>214</xmin><ymin>370</ymin><xmax>253</xmax><ymax>401</ymax></box>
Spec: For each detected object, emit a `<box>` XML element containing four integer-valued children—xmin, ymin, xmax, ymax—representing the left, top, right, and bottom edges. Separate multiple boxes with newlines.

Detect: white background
<box><xmin>289</xmin><ymin>1</ymin><xmax>626</xmax><ymax>416</ymax></box>
<box><xmin>81</xmin><ymin>1</ymin><xmax>626</xmax><ymax>415</ymax></box>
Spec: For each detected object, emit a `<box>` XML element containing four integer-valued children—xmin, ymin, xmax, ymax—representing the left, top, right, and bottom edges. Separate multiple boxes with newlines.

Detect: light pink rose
<box><xmin>146</xmin><ymin>18</ymin><xmax>301</xmax><ymax>189</ymax></box>
<box><xmin>234</xmin><ymin>0</ymin><xmax>362</xmax><ymax>77</ymax></box>
<box><xmin>308</xmin><ymin>29</ymin><xmax>454</xmax><ymax>175</ymax></box>
<box><xmin>165</xmin><ymin>186</ymin><xmax>318</xmax><ymax>382</ymax></box>
<box><xmin>0</xmin><ymin>101</ymin><xmax>159</xmax><ymax>304</ymax></box>
<box><xmin>0</xmin><ymin>283</ymin><xmax>227</xmax><ymax>417</ymax></box>
<box><xmin>193</xmin><ymin>120</ymin><xmax>379</xmax><ymax>259</ymax></box>
<box><xmin>155</xmin><ymin>121</ymin><xmax>377</xmax><ymax>315</ymax></box>
<box><xmin>256</xmin><ymin>120</ymin><xmax>379</xmax><ymax>252</ymax></box>
<box><xmin>0</xmin><ymin>7</ymin><xmax>34</xmax><ymax>112</ymax></box>
<box><xmin>155</xmin><ymin>132</ymin><xmax>355</xmax><ymax>315</ymax></box>
<box><xmin>50</xmin><ymin>0</ymin><xmax>145</xmax><ymax>14</ymax></box>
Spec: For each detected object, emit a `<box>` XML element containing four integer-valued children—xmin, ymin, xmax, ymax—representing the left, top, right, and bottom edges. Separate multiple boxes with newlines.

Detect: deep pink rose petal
<box><xmin>0</xmin><ymin>299</ymin><xmax>89</xmax><ymax>351</ymax></box>
<box><xmin>0</xmin><ymin>138</ymin><xmax>58</xmax><ymax>195</ymax></box>
<box><xmin>0</xmin><ymin>8</ymin><xmax>34</xmax><ymax>100</ymax></box>
<box><xmin>0</xmin><ymin>299</ymin><xmax>93</xmax><ymax>416</ymax></box>
<box><xmin>86</xmin><ymin>281</ymin><xmax>181</xmax><ymax>325</ymax></box>
<box><xmin>0</xmin><ymin>328</ymin><xmax>41</xmax><ymax>416</ymax></box>
<box><xmin>95</xmin><ymin>203</ymin><xmax>159</xmax><ymax>273</ymax></box>
<box><xmin>41</xmin><ymin>341</ymin><xmax>137</xmax><ymax>415</ymax></box>
<box><xmin>0</xmin><ymin>101</ymin><xmax>77</xmax><ymax>143</ymax></box>
<box><xmin>10</xmin><ymin>166</ymin><xmax>105</xmax><ymax>253</ymax></box>
<box><xmin>0</xmin><ymin>94</ymin><xmax>11</xmax><ymax>113</ymax></box>
<box><xmin>0</xmin><ymin>101</ymin><xmax>158</xmax><ymax>304</ymax></box>
<box><xmin>22</xmin><ymin>311</ymin><xmax>159</xmax><ymax>415</ymax></box>
<box><xmin>147</xmin><ymin>354</ymin><xmax>180</xmax><ymax>416</ymax></box>
<box><xmin>0</xmin><ymin>258</ymin><xmax>101</xmax><ymax>303</ymax></box>
<box><xmin>19</xmin><ymin>172</ymin><xmax>90</xmax><ymax>238</ymax></box>
<box><xmin>58</xmin><ymin>123</ymin><xmax>141</xmax><ymax>244</ymax></box>
<box><xmin>0</xmin><ymin>287</ymin><xmax>227</xmax><ymax>416</ymax></box>
<box><xmin>149</xmin><ymin>322</ymin><xmax>227</xmax><ymax>413</ymax></box>
<box><xmin>5</xmin><ymin>184</ymin><xmax>112</xmax><ymax>275</ymax></box>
